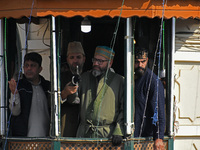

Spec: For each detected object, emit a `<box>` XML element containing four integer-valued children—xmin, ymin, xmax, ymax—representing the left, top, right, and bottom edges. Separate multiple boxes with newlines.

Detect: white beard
<box><xmin>92</xmin><ymin>69</ymin><xmax>103</xmax><ymax>77</ymax></box>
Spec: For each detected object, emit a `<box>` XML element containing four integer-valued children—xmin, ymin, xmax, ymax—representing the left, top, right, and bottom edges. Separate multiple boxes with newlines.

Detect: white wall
<box><xmin>17</xmin><ymin>18</ymin><xmax>51</xmax><ymax>80</ymax></box>
<box><xmin>174</xmin><ymin>18</ymin><xmax>200</xmax><ymax>150</ymax></box>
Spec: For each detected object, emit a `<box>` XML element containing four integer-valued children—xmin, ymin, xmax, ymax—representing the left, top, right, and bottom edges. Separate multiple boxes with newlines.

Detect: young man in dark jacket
<box><xmin>9</xmin><ymin>52</ymin><xmax>51</xmax><ymax>137</ymax></box>
<box><xmin>134</xmin><ymin>47</ymin><xmax>165</xmax><ymax>150</ymax></box>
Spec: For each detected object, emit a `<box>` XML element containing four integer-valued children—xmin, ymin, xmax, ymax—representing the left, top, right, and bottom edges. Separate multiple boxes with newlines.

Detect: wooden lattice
<box><xmin>8</xmin><ymin>140</ymin><xmax>168</xmax><ymax>150</ymax></box>
<box><xmin>8</xmin><ymin>141</ymin><xmax>51</xmax><ymax>150</ymax></box>
<box><xmin>61</xmin><ymin>142</ymin><xmax>123</xmax><ymax>150</ymax></box>
<box><xmin>134</xmin><ymin>141</ymin><xmax>168</xmax><ymax>150</ymax></box>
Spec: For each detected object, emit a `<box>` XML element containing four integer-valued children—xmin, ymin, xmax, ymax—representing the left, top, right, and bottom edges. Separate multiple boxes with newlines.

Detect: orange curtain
<box><xmin>0</xmin><ymin>0</ymin><xmax>200</xmax><ymax>19</ymax></box>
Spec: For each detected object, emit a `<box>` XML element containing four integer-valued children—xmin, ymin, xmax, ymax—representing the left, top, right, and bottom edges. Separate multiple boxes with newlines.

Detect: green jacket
<box><xmin>76</xmin><ymin>69</ymin><xmax>124</xmax><ymax>138</ymax></box>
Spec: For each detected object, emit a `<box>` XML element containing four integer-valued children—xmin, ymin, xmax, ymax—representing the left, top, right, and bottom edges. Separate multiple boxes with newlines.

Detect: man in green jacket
<box><xmin>70</xmin><ymin>46</ymin><xmax>124</xmax><ymax>146</ymax></box>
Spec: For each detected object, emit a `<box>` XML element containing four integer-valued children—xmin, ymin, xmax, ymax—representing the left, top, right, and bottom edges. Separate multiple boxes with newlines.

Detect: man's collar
<box><xmin>29</xmin><ymin>78</ymin><xmax>41</xmax><ymax>86</ymax></box>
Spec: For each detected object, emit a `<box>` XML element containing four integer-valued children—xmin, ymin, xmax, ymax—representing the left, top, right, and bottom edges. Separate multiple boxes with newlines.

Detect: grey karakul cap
<box><xmin>67</xmin><ymin>41</ymin><xmax>85</xmax><ymax>56</ymax></box>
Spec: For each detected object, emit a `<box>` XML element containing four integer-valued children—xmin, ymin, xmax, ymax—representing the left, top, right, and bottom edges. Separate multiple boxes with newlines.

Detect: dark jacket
<box><xmin>134</xmin><ymin>68</ymin><xmax>165</xmax><ymax>140</ymax></box>
<box><xmin>61</xmin><ymin>71</ymin><xmax>80</xmax><ymax>137</ymax></box>
<box><xmin>11</xmin><ymin>75</ymin><xmax>50</xmax><ymax>136</ymax></box>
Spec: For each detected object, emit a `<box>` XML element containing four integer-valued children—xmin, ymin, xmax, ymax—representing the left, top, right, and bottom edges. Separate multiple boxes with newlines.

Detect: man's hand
<box><xmin>112</xmin><ymin>135</ymin><xmax>123</xmax><ymax>146</ymax></box>
<box><xmin>8</xmin><ymin>78</ymin><xmax>18</xmax><ymax>94</ymax></box>
<box><xmin>61</xmin><ymin>82</ymin><xmax>78</xmax><ymax>100</ymax></box>
<box><xmin>154</xmin><ymin>139</ymin><xmax>165</xmax><ymax>150</ymax></box>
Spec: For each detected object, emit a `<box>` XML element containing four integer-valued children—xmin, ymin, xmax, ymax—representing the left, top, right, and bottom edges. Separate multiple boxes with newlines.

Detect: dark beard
<box><xmin>135</xmin><ymin>67</ymin><xmax>146</xmax><ymax>77</ymax></box>
<box><xmin>69</xmin><ymin>64</ymin><xmax>83</xmax><ymax>74</ymax></box>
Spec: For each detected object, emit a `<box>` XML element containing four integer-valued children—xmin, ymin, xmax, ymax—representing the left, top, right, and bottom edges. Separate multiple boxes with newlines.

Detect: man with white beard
<box><xmin>69</xmin><ymin>46</ymin><xmax>124</xmax><ymax>146</ymax></box>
